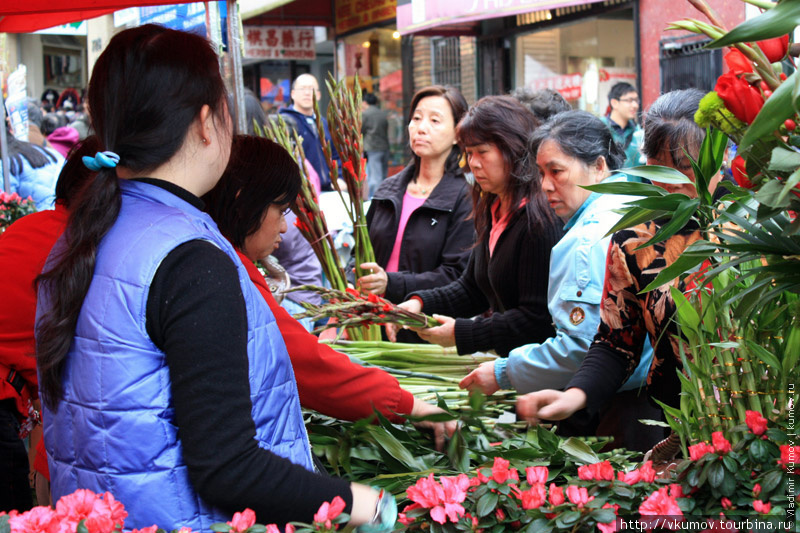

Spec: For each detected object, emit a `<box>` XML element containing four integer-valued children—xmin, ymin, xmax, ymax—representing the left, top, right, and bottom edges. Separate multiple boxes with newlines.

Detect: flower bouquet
<box><xmin>0</xmin><ymin>191</ymin><xmax>36</xmax><ymax>232</ymax></box>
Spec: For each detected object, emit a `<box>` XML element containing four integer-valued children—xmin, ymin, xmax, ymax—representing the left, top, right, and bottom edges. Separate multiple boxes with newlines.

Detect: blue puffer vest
<box><xmin>38</xmin><ymin>180</ymin><xmax>313</xmax><ymax>531</ymax></box>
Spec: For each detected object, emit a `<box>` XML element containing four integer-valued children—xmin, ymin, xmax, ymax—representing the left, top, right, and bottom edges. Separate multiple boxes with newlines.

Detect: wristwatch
<box><xmin>356</xmin><ymin>488</ymin><xmax>397</xmax><ymax>533</ymax></box>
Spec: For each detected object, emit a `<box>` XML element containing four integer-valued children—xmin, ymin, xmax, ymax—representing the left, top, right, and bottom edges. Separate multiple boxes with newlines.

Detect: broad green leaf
<box><xmin>776</xmin><ymin>168</ymin><xmax>800</xmax><ymax>205</ymax></box>
<box><xmin>708</xmin><ymin>0</ymin><xmax>800</xmax><ymax>47</ymax></box>
<box><xmin>719</xmin><ymin>469</ymin><xmax>737</xmax><ymax>497</ymax></box>
<box><xmin>583</xmin><ymin>180</ymin><xmax>667</xmax><ymax>197</ymax></box>
<box><xmin>591</xmin><ymin>509</ymin><xmax>617</xmax><ymax>524</ymax></box>
<box><xmin>555</xmin><ymin>511</ymin><xmax>581</xmax><ymax>528</ymax></box>
<box><xmin>768</xmin><ymin>146</ymin><xmax>800</xmax><ymax>172</ymax></box>
<box><xmin>708</xmin><ymin>461</ymin><xmax>724</xmax><ymax>488</ymax></box>
<box><xmin>605</xmin><ymin>208</ymin><xmax>668</xmax><ymax>236</ymax></box>
<box><xmin>640</xmin><ymin>252</ymin><xmax>708</xmax><ymax>293</ymax></box>
<box><xmin>560</xmin><ymin>437</ymin><xmax>600</xmax><ymax>464</ymax></box>
<box><xmin>740</xmin><ymin>70</ymin><xmax>799</xmax><ymax>151</ymax></box>
<box><xmin>210</xmin><ymin>524</ymin><xmax>231</xmax><ymax>533</ymax></box>
<box><xmin>744</xmin><ymin>340</ymin><xmax>783</xmax><ymax>372</ymax></box>
<box><xmin>749</xmin><ymin>438</ymin><xmax>771</xmax><ymax>463</ymax></box>
<box><xmin>617</xmin><ymin>165</ymin><xmax>693</xmax><ymax>184</ymax></box>
<box><xmin>761</xmin><ymin>469</ymin><xmax>783</xmax><ymax>493</ymax></box>
<box><xmin>638</xmin><ymin>418</ymin><xmax>671</xmax><ymax>427</ymax></box>
<box><xmin>246</xmin><ymin>526</ymin><xmax>267</xmax><ymax>533</ymax></box>
<box><xmin>635</xmin><ymin>198</ymin><xmax>701</xmax><ymax>250</ymax></box>
<box><xmin>670</xmin><ymin>286</ymin><xmax>701</xmax><ymax>333</ymax></box>
<box><xmin>364</xmin><ymin>425</ymin><xmax>425</xmax><ymax>471</ymax></box>
<box><xmin>624</xmin><ymin>193</ymin><xmax>692</xmax><ymax>211</ymax></box>
<box><xmin>476</xmin><ymin>491</ymin><xmax>498</xmax><ymax>517</ymax></box>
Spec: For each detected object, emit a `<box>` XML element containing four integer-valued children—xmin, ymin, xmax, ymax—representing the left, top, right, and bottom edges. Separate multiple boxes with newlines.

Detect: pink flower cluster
<box><xmin>688</xmin><ymin>431</ymin><xmax>732</xmax><ymax>461</ymax></box>
<box><xmin>1</xmin><ymin>489</ymin><xmax>127</xmax><ymax>533</ymax></box>
<box><xmin>399</xmin><ymin>472</ymin><xmax>473</xmax><ymax>525</ymax></box>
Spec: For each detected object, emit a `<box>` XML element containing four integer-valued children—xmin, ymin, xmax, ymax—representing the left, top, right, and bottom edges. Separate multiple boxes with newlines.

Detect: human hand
<box><xmin>516</xmin><ymin>388</ymin><xmax>587</xmax><ymax>425</ymax></box>
<box><xmin>413</xmin><ymin>314</ymin><xmax>455</xmax><ymax>347</ymax></box>
<box><xmin>357</xmin><ymin>262</ymin><xmax>388</xmax><ymax>295</ymax></box>
<box><xmin>409</xmin><ymin>398</ymin><xmax>458</xmax><ymax>451</ymax></box>
<box><xmin>385</xmin><ymin>299</ymin><xmax>422</xmax><ymax>342</ymax></box>
<box><xmin>459</xmin><ymin>361</ymin><xmax>499</xmax><ymax>396</ymax></box>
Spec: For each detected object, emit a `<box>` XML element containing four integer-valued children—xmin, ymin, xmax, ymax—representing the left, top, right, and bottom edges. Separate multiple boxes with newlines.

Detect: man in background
<box><xmin>279</xmin><ymin>74</ymin><xmax>340</xmax><ymax>191</ymax></box>
<box><xmin>361</xmin><ymin>92</ymin><xmax>389</xmax><ymax>198</ymax></box>
<box><xmin>601</xmin><ymin>82</ymin><xmax>643</xmax><ymax>168</ymax></box>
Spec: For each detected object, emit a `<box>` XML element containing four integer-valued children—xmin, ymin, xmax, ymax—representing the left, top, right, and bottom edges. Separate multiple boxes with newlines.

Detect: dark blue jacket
<box><xmin>279</xmin><ymin>106</ymin><xmax>340</xmax><ymax>191</ymax></box>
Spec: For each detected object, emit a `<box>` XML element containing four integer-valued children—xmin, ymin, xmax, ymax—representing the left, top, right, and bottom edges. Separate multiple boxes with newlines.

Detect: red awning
<box><xmin>0</xmin><ymin>1</ymin><xmax>188</xmax><ymax>33</ymax></box>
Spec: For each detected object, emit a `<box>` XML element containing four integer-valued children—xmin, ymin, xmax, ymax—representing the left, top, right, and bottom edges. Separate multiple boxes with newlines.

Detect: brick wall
<box><xmin>460</xmin><ymin>36</ymin><xmax>477</xmax><ymax>105</ymax></box>
<box><xmin>413</xmin><ymin>36</ymin><xmax>432</xmax><ymax>91</ymax></box>
<box><xmin>638</xmin><ymin>0</ymin><xmax>745</xmax><ymax>109</ymax></box>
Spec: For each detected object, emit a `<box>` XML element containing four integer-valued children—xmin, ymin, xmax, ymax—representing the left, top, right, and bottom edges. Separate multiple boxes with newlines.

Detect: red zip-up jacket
<box><xmin>237</xmin><ymin>250</ymin><xmax>414</xmax><ymax>423</ymax></box>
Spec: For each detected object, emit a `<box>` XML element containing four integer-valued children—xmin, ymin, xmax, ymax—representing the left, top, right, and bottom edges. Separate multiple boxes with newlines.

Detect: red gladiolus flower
<box><xmin>753</xmin><ymin>500</ymin><xmax>771</xmax><ymax>514</ymax></box>
<box><xmin>715</xmin><ymin>72</ymin><xmax>765</xmax><ymax>124</ymax></box>
<box><xmin>712</xmin><ymin>432</ymin><xmax>732</xmax><ymax>454</ymax></box>
<box><xmin>566</xmin><ymin>485</ymin><xmax>593</xmax><ymax>508</ymax></box>
<box><xmin>721</xmin><ymin>497</ymin><xmax>732</xmax><ymax>510</ymax></box>
<box><xmin>491</xmin><ymin>457</ymin><xmax>511</xmax><ymax>484</ymax></box>
<box><xmin>778</xmin><ymin>445</ymin><xmax>797</xmax><ymax>470</ymax></box>
<box><xmin>724</xmin><ymin>49</ymin><xmax>752</xmax><ymax>75</ymax></box>
<box><xmin>520</xmin><ymin>484</ymin><xmax>547</xmax><ymax>510</ymax></box>
<box><xmin>526</xmin><ymin>466</ymin><xmax>548</xmax><ymax>485</ymax></box>
<box><xmin>745</xmin><ymin>410</ymin><xmax>768</xmax><ymax>436</ymax></box>
<box><xmin>548</xmin><ymin>484</ymin><xmax>564</xmax><ymax>506</ymax></box>
<box><xmin>731</xmin><ymin>156</ymin><xmax>752</xmax><ymax>189</ymax></box>
<box><xmin>342</xmin><ymin>160</ymin><xmax>356</xmax><ymax>180</ymax></box>
<box><xmin>313</xmin><ymin>496</ymin><xmax>346</xmax><ymax>529</ymax></box>
<box><xmin>367</xmin><ymin>293</ymin><xmax>380</xmax><ymax>303</ymax></box>
<box><xmin>639</xmin><ymin>488</ymin><xmax>683</xmax><ymax>526</ymax></box>
<box><xmin>757</xmin><ymin>35</ymin><xmax>790</xmax><ymax>63</ymax></box>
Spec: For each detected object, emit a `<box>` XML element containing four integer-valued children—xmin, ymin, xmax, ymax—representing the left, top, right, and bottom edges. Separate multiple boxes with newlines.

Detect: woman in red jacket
<box><xmin>203</xmin><ymin>135</ymin><xmax>455</xmax><ymax>447</ymax></box>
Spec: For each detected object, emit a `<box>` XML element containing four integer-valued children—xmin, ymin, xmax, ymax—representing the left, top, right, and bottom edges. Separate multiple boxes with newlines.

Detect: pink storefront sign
<box><xmin>243</xmin><ymin>26</ymin><xmax>316</xmax><ymax>60</ymax></box>
<box><xmin>396</xmin><ymin>0</ymin><xmax>600</xmax><ymax>35</ymax></box>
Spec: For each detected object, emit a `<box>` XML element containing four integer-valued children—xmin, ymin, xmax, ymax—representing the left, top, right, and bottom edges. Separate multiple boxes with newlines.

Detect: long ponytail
<box><xmin>36</xmin><ymin>25</ymin><xmax>227</xmax><ymax>409</ymax></box>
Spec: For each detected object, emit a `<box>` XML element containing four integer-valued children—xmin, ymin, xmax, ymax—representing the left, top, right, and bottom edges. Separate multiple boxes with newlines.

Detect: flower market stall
<box><xmin>1</xmin><ymin>1</ymin><xmax>798</xmax><ymax>532</ymax></box>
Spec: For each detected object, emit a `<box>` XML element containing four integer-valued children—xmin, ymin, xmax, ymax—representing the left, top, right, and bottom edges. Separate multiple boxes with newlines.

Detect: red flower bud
<box><xmin>731</xmin><ymin>155</ymin><xmax>753</xmax><ymax>188</ymax></box>
<box><xmin>781</xmin><ymin>72</ymin><xmax>788</xmax><ymax>81</ymax></box>
<box><xmin>757</xmin><ymin>35</ymin><xmax>790</xmax><ymax>63</ymax></box>
<box><xmin>725</xmin><ymin>49</ymin><xmax>753</xmax><ymax>75</ymax></box>
<box><xmin>715</xmin><ymin>72</ymin><xmax>764</xmax><ymax>124</ymax></box>
<box><xmin>785</xmin><ymin>119</ymin><xmax>797</xmax><ymax>131</ymax></box>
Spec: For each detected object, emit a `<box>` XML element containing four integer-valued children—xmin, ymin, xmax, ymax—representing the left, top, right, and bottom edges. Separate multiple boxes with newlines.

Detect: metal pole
<box><xmin>227</xmin><ymin>0</ymin><xmax>246</xmax><ymax>134</ymax></box>
<box><xmin>1</xmin><ymin>88</ymin><xmax>11</xmax><ymax>194</ymax></box>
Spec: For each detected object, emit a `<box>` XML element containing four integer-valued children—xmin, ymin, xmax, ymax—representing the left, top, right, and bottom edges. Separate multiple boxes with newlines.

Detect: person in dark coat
<box><xmin>356</xmin><ymin>86</ymin><xmax>475</xmax><ymax>342</ymax></box>
<box><xmin>388</xmin><ymin>96</ymin><xmax>564</xmax><ymax>356</ymax></box>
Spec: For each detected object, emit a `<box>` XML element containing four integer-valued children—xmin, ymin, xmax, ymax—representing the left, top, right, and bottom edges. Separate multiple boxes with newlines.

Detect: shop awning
<box><xmin>396</xmin><ymin>0</ymin><xmax>602</xmax><ymax>36</ymax></box>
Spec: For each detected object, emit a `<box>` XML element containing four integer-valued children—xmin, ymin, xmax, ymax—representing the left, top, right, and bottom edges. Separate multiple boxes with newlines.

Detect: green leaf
<box><xmin>719</xmin><ymin>469</ymin><xmax>737</xmax><ymax>497</ymax></box>
<box><xmin>708</xmin><ymin>1</ymin><xmax>800</xmax><ymax>48</ymax></box>
<box><xmin>246</xmin><ymin>526</ymin><xmax>267</xmax><ymax>533</ymax></box>
<box><xmin>761</xmin><ymin>469</ymin><xmax>784</xmax><ymax>493</ymax></box>
<box><xmin>583</xmin><ymin>180</ymin><xmax>667</xmax><ymax>197</ymax></box>
<box><xmin>77</xmin><ymin>521</ymin><xmax>89</xmax><ymax>533</ymax></box>
<box><xmin>756</xmin><ymin>179</ymin><xmax>793</xmax><ymax>208</ymax></box>
<box><xmin>744</xmin><ymin>340</ymin><xmax>783</xmax><ymax>372</ymax></box>
<box><xmin>560</xmin><ymin>437</ymin><xmax>600</xmax><ymax>464</ymax></box>
<box><xmin>555</xmin><ymin>511</ymin><xmax>581</xmax><ymax>528</ymax></box>
<box><xmin>776</xmin><ymin>168</ymin><xmax>800</xmax><ymax>205</ymax></box>
<box><xmin>640</xmin><ymin>252</ymin><xmax>708</xmax><ymax>293</ymax></box>
<box><xmin>625</xmin><ymin>193</ymin><xmax>692</xmax><ymax>211</ymax></box>
<box><xmin>619</xmin><ymin>165</ymin><xmax>693</xmax><ymax>184</ymax></box>
<box><xmin>670</xmin><ymin>286</ymin><xmax>701</xmax><ymax>333</ymax></box>
<box><xmin>605</xmin><ymin>208</ymin><xmax>668</xmax><ymax>236</ymax></box>
<box><xmin>722</xmin><ymin>454</ymin><xmax>738</xmax><ymax>473</ymax></box>
<box><xmin>708</xmin><ymin>461</ymin><xmax>725</xmax><ymax>488</ymax></box>
<box><xmin>768</xmin><ymin>146</ymin><xmax>800</xmax><ymax>172</ymax></box>
<box><xmin>749</xmin><ymin>439</ymin><xmax>772</xmax><ymax>463</ymax></box>
<box><xmin>740</xmin><ymin>70</ymin><xmax>799</xmax><ymax>152</ymax></box>
<box><xmin>635</xmin><ymin>198</ymin><xmax>700</xmax><ymax>249</ymax></box>
<box><xmin>364</xmin><ymin>425</ymin><xmax>425</xmax><ymax>471</ymax></box>
<box><xmin>591</xmin><ymin>509</ymin><xmax>617</xmax><ymax>524</ymax></box>
<box><xmin>524</xmin><ymin>519</ymin><xmax>551</xmax><ymax>533</ymax></box>
<box><xmin>0</xmin><ymin>516</ymin><xmax>9</xmax><ymax>533</ymax></box>
<box><xmin>613</xmin><ymin>484</ymin><xmax>635</xmax><ymax>498</ymax></box>
<box><xmin>476</xmin><ymin>491</ymin><xmax>499</xmax><ymax>517</ymax></box>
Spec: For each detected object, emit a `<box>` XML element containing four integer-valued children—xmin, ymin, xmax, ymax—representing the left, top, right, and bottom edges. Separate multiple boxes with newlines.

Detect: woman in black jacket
<box><xmin>356</xmin><ymin>86</ymin><xmax>474</xmax><ymax>306</ymax></box>
<box><xmin>389</xmin><ymin>96</ymin><xmax>564</xmax><ymax>356</ymax></box>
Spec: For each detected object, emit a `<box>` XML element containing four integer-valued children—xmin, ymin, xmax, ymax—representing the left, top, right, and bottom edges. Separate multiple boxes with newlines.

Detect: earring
<box><xmin>201</xmin><ymin>137</ymin><xmax>208</xmax><ymax>144</ymax></box>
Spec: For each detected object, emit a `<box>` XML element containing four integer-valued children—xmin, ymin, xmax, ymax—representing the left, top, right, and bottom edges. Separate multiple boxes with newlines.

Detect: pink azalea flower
<box><xmin>284</xmin><ymin>524</ymin><xmax>295</xmax><ymax>533</ymax></box>
<box><xmin>778</xmin><ymin>445</ymin><xmax>797</xmax><ymax>470</ymax></box>
<box><xmin>313</xmin><ymin>497</ymin><xmax>346</xmax><ymax>530</ymax></box>
<box><xmin>491</xmin><ymin>457</ymin><xmax>511</xmax><ymax>484</ymax></box>
<box><xmin>495</xmin><ymin>508</ymin><xmax>505</xmax><ymax>521</ymax></box>
<box><xmin>406</xmin><ymin>474</ymin><xmax>443</xmax><ymax>508</ymax></box>
<box><xmin>55</xmin><ymin>489</ymin><xmax>99</xmax><ymax>526</ymax></box>
<box><xmin>228</xmin><ymin>509</ymin><xmax>256</xmax><ymax>533</ymax></box>
<box><xmin>508</xmin><ymin>468</ymin><xmax>520</xmax><ymax>483</ymax></box>
<box><xmin>173</xmin><ymin>528</ymin><xmax>193</xmax><ymax>533</ymax></box>
<box><xmin>639</xmin><ymin>487</ymin><xmax>683</xmax><ymax>518</ymax></box>
<box><xmin>566</xmin><ymin>486</ymin><xmax>592</xmax><ymax>509</ymax></box>
<box><xmin>668</xmin><ymin>484</ymin><xmax>684</xmax><ymax>499</ymax></box>
<box><xmin>548</xmin><ymin>484</ymin><xmax>564</xmax><ymax>506</ymax></box>
<box><xmin>397</xmin><ymin>503</ymin><xmax>422</xmax><ymax>526</ymax></box>
<box><xmin>520</xmin><ymin>484</ymin><xmax>547</xmax><ymax>510</ymax></box>
<box><xmin>711</xmin><ymin>432</ymin><xmax>732</xmax><ymax>454</ymax></box>
<box><xmin>745</xmin><ymin>411</ymin><xmax>768</xmax><ymax>436</ymax></box>
<box><xmin>87</xmin><ymin>492</ymin><xmax>127</xmax><ymax>532</ymax></box>
<box><xmin>753</xmin><ymin>483</ymin><xmax>761</xmax><ymax>497</ymax></box>
<box><xmin>721</xmin><ymin>498</ymin><xmax>732</xmax><ymax>510</ymax></box>
<box><xmin>688</xmin><ymin>442</ymin><xmax>715</xmax><ymax>461</ymax></box>
<box><xmin>597</xmin><ymin>503</ymin><xmax>620</xmax><ymax>533</ymax></box>
<box><xmin>526</xmin><ymin>466</ymin><xmax>548</xmax><ymax>485</ymax></box>
<box><xmin>617</xmin><ymin>469</ymin><xmax>641</xmax><ymax>485</ymax></box>
<box><xmin>638</xmin><ymin>461</ymin><xmax>656</xmax><ymax>483</ymax></box>
<box><xmin>753</xmin><ymin>500</ymin><xmax>771</xmax><ymax>514</ymax></box>
<box><xmin>266</xmin><ymin>526</ymin><xmax>282</xmax><ymax>533</ymax></box>
<box><xmin>8</xmin><ymin>506</ymin><xmax>58</xmax><ymax>533</ymax></box>
<box><xmin>578</xmin><ymin>461</ymin><xmax>615</xmax><ymax>481</ymax></box>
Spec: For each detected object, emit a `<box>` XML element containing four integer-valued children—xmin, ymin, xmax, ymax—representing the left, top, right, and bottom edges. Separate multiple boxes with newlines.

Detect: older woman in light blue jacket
<box><xmin>460</xmin><ymin>110</ymin><xmax>653</xmax><ymax>396</ymax></box>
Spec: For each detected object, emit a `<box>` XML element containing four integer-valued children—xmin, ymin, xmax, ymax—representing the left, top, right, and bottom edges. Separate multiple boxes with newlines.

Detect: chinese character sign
<box><xmin>335</xmin><ymin>0</ymin><xmax>396</xmax><ymax>35</ymax></box>
<box><xmin>244</xmin><ymin>26</ymin><xmax>316</xmax><ymax>60</ymax></box>
<box><xmin>530</xmin><ymin>73</ymin><xmax>583</xmax><ymax>101</ymax></box>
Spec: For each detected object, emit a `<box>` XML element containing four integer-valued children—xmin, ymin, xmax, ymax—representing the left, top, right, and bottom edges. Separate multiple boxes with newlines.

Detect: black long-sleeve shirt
<box><xmin>138</xmin><ymin>179</ymin><xmax>351</xmax><ymax>526</ymax></box>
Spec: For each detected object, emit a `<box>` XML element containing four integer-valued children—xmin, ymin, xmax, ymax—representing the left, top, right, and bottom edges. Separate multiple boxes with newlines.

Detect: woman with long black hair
<box><xmin>35</xmin><ymin>25</ymin><xmax>393</xmax><ymax>532</ymax></box>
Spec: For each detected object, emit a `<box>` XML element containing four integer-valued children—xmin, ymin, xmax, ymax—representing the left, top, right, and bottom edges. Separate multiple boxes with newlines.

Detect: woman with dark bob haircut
<box><xmin>356</xmin><ymin>86</ymin><xmax>475</xmax><ymax>345</ymax></box>
<box><xmin>203</xmin><ymin>135</ymin><xmax>455</xmax><ymax>443</ymax></box>
<box><xmin>35</xmin><ymin>25</ymin><xmax>394</xmax><ymax>531</ymax></box>
<box><xmin>517</xmin><ymin>89</ymin><xmax>721</xmax><ymax>452</ymax></box>
<box><xmin>389</xmin><ymin>95</ymin><xmax>564</xmax><ymax>356</ymax></box>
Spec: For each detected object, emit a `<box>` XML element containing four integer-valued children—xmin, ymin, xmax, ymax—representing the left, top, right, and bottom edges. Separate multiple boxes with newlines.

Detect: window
<box><xmin>431</xmin><ymin>37</ymin><xmax>461</xmax><ymax>89</ymax></box>
<box><xmin>660</xmin><ymin>36</ymin><xmax>723</xmax><ymax>94</ymax></box>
